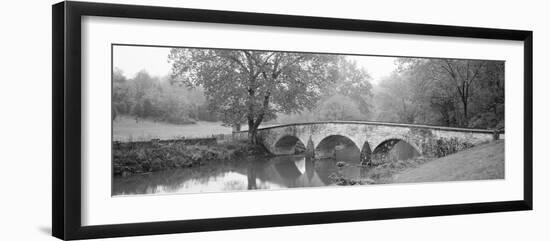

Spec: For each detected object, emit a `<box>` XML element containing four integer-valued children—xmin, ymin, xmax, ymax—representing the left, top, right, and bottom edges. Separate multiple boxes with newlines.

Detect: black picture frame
<box><xmin>52</xmin><ymin>1</ymin><xmax>533</xmax><ymax>240</ymax></box>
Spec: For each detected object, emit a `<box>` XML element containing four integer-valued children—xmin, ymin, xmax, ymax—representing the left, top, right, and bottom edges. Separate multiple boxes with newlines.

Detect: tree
<box><xmin>395</xmin><ymin>58</ymin><xmax>457</xmax><ymax>125</ymax></box>
<box><xmin>131</xmin><ymin>70</ymin><xmax>157</xmax><ymax>101</ymax></box>
<box><xmin>113</xmin><ymin>67</ymin><xmax>127</xmax><ymax>83</ymax></box>
<box><xmin>318</xmin><ymin>94</ymin><xmax>363</xmax><ymax>121</ymax></box>
<box><xmin>374</xmin><ymin>58</ymin><xmax>504</xmax><ymax>129</ymax></box>
<box><xmin>112</xmin><ymin>68</ymin><xmax>131</xmax><ymax>116</ymax></box>
<box><xmin>131</xmin><ymin>101</ymin><xmax>143</xmax><ymax>119</ymax></box>
<box><xmin>326</xmin><ymin>58</ymin><xmax>373</xmax><ymax>116</ymax></box>
<box><xmin>469</xmin><ymin>61</ymin><xmax>505</xmax><ymax>128</ymax></box>
<box><xmin>433</xmin><ymin>59</ymin><xmax>486</xmax><ymax>125</ymax></box>
<box><xmin>169</xmin><ymin>49</ymin><xmax>338</xmax><ymax>144</ymax></box>
<box><xmin>266</xmin><ymin>57</ymin><xmax>374</xmax><ymax>124</ymax></box>
<box><xmin>142</xmin><ymin>98</ymin><xmax>155</xmax><ymax>117</ymax></box>
<box><xmin>374</xmin><ymin>72</ymin><xmax>421</xmax><ymax>123</ymax></box>
<box><xmin>112</xmin><ymin>107</ymin><xmax>118</xmax><ymax>121</ymax></box>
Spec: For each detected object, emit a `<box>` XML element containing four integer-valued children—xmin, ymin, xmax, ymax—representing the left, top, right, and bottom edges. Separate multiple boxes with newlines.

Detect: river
<box><xmin>112</xmin><ymin>145</ymin><xmax>367</xmax><ymax>196</ymax></box>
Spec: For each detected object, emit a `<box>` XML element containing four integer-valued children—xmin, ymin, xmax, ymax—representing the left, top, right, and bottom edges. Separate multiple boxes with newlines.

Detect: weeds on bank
<box><xmin>113</xmin><ymin>140</ymin><xmax>266</xmax><ymax>177</ymax></box>
<box><xmin>329</xmin><ymin>156</ymin><xmax>434</xmax><ymax>185</ymax></box>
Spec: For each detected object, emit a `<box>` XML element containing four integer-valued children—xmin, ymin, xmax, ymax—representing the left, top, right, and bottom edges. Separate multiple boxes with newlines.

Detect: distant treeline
<box><xmin>112</xmin><ymin>68</ymin><xmax>218</xmax><ymax>124</ymax></box>
<box><xmin>275</xmin><ymin>59</ymin><xmax>505</xmax><ymax>130</ymax></box>
<box><xmin>373</xmin><ymin>59</ymin><xmax>504</xmax><ymax>129</ymax></box>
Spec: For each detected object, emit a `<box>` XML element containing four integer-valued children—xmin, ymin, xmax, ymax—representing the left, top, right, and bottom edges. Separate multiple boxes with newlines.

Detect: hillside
<box><xmin>392</xmin><ymin>140</ymin><xmax>504</xmax><ymax>183</ymax></box>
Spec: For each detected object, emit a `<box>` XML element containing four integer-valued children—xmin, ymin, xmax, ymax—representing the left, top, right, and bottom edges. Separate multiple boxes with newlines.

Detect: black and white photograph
<box><xmin>111</xmin><ymin>45</ymin><xmax>505</xmax><ymax>196</ymax></box>
<box><xmin>1</xmin><ymin>0</ymin><xmax>544</xmax><ymax>240</ymax></box>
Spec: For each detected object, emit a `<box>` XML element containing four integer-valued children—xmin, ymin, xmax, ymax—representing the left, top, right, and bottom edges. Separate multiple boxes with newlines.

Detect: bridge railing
<box><xmin>233</xmin><ymin>120</ymin><xmax>505</xmax><ymax>134</ymax></box>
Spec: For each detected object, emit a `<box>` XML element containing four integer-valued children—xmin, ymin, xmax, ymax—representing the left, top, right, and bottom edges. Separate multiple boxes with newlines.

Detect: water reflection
<box><xmin>113</xmin><ymin>145</ymin><xmax>367</xmax><ymax>196</ymax></box>
<box><xmin>112</xmin><ymin>142</ymin><xmax>422</xmax><ymax>196</ymax></box>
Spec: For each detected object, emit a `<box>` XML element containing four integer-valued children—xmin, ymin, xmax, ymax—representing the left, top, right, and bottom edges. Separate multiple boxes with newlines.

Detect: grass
<box><xmin>113</xmin><ymin>116</ymin><xmax>233</xmax><ymax>142</ymax></box>
<box><xmin>362</xmin><ymin>156</ymin><xmax>435</xmax><ymax>184</ymax></box>
<box><xmin>391</xmin><ymin>139</ymin><xmax>504</xmax><ymax>183</ymax></box>
<box><xmin>329</xmin><ymin>156</ymin><xmax>434</xmax><ymax>185</ymax></box>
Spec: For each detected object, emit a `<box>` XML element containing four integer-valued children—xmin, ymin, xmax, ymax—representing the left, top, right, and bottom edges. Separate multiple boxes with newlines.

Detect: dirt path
<box><xmin>392</xmin><ymin>140</ymin><xmax>504</xmax><ymax>184</ymax></box>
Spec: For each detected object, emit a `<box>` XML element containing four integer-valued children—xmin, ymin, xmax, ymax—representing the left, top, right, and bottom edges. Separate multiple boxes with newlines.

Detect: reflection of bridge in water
<box><xmin>242</xmin><ymin>154</ymin><xmax>364</xmax><ymax>189</ymax></box>
<box><xmin>246</xmin><ymin>156</ymin><xmax>325</xmax><ymax>189</ymax></box>
<box><xmin>236</xmin><ymin>121</ymin><xmax>501</xmax><ymax>164</ymax></box>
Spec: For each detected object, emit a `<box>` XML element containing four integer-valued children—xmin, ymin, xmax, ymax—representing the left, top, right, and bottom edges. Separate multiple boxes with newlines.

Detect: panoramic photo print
<box><xmin>111</xmin><ymin>45</ymin><xmax>505</xmax><ymax>196</ymax></box>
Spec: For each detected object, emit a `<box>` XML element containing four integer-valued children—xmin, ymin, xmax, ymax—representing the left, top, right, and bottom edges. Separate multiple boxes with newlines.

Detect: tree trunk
<box><xmin>247</xmin><ymin>93</ymin><xmax>270</xmax><ymax>145</ymax></box>
<box><xmin>247</xmin><ymin>121</ymin><xmax>257</xmax><ymax>144</ymax></box>
<box><xmin>462</xmin><ymin>99</ymin><xmax>468</xmax><ymax>126</ymax></box>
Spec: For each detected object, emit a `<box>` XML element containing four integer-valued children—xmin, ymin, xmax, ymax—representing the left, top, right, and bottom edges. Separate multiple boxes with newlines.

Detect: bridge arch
<box><xmin>371</xmin><ymin>135</ymin><xmax>422</xmax><ymax>155</ymax></box>
<box><xmin>372</xmin><ymin>138</ymin><xmax>421</xmax><ymax>162</ymax></box>
<box><xmin>272</xmin><ymin>135</ymin><xmax>307</xmax><ymax>155</ymax></box>
<box><xmin>314</xmin><ymin>134</ymin><xmax>361</xmax><ymax>159</ymax></box>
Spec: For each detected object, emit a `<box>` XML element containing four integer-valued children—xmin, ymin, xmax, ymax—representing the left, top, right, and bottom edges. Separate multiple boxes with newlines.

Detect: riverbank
<box><xmin>330</xmin><ymin>140</ymin><xmax>504</xmax><ymax>185</ymax></box>
<box><xmin>113</xmin><ymin>140</ymin><xmax>269</xmax><ymax>177</ymax></box>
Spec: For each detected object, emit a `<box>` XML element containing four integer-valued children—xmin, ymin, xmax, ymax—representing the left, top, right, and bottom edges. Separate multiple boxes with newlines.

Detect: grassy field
<box><xmin>113</xmin><ymin>116</ymin><xmax>233</xmax><ymax>142</ymax></box>
<box><xmin>113</xmin><ymin>116</ymin><xmax>280</xmax><ymax>142</ymax></box>
<box><xmin>392</xmin><ymin>140</ymin><xmax>504</xmax><ymax>183</ymax></box>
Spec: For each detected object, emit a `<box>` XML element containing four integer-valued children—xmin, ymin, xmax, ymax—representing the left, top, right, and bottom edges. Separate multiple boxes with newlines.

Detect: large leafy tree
<box><xmin>325</xmin><ymin>58</ymin><xmax>373</xmax><ymax>116</ymax></box>
<box><xmin>168</xmin><ymin>49</ymin><xmax>338</xmax><ymax>144</ymax></box>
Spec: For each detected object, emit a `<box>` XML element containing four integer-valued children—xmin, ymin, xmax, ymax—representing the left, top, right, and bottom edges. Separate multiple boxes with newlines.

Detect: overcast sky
<box><xmin>113</xmin><ymin>45</ymin><xmax>398</xmax><ymax>84</ymax></box>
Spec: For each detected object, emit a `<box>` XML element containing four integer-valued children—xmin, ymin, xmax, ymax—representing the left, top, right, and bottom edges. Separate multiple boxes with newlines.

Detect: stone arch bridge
<box><xmin>233</xmin><ymin>121</ymin><xmax>501</xmax><ymax>164</ymax></box>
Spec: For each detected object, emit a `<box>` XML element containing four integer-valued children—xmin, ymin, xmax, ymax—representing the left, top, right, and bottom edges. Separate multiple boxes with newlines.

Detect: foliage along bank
<box><xmin>113</xmin><ymin>140</ymin><xmax>269</xmax><ymax>177</ymax></box>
